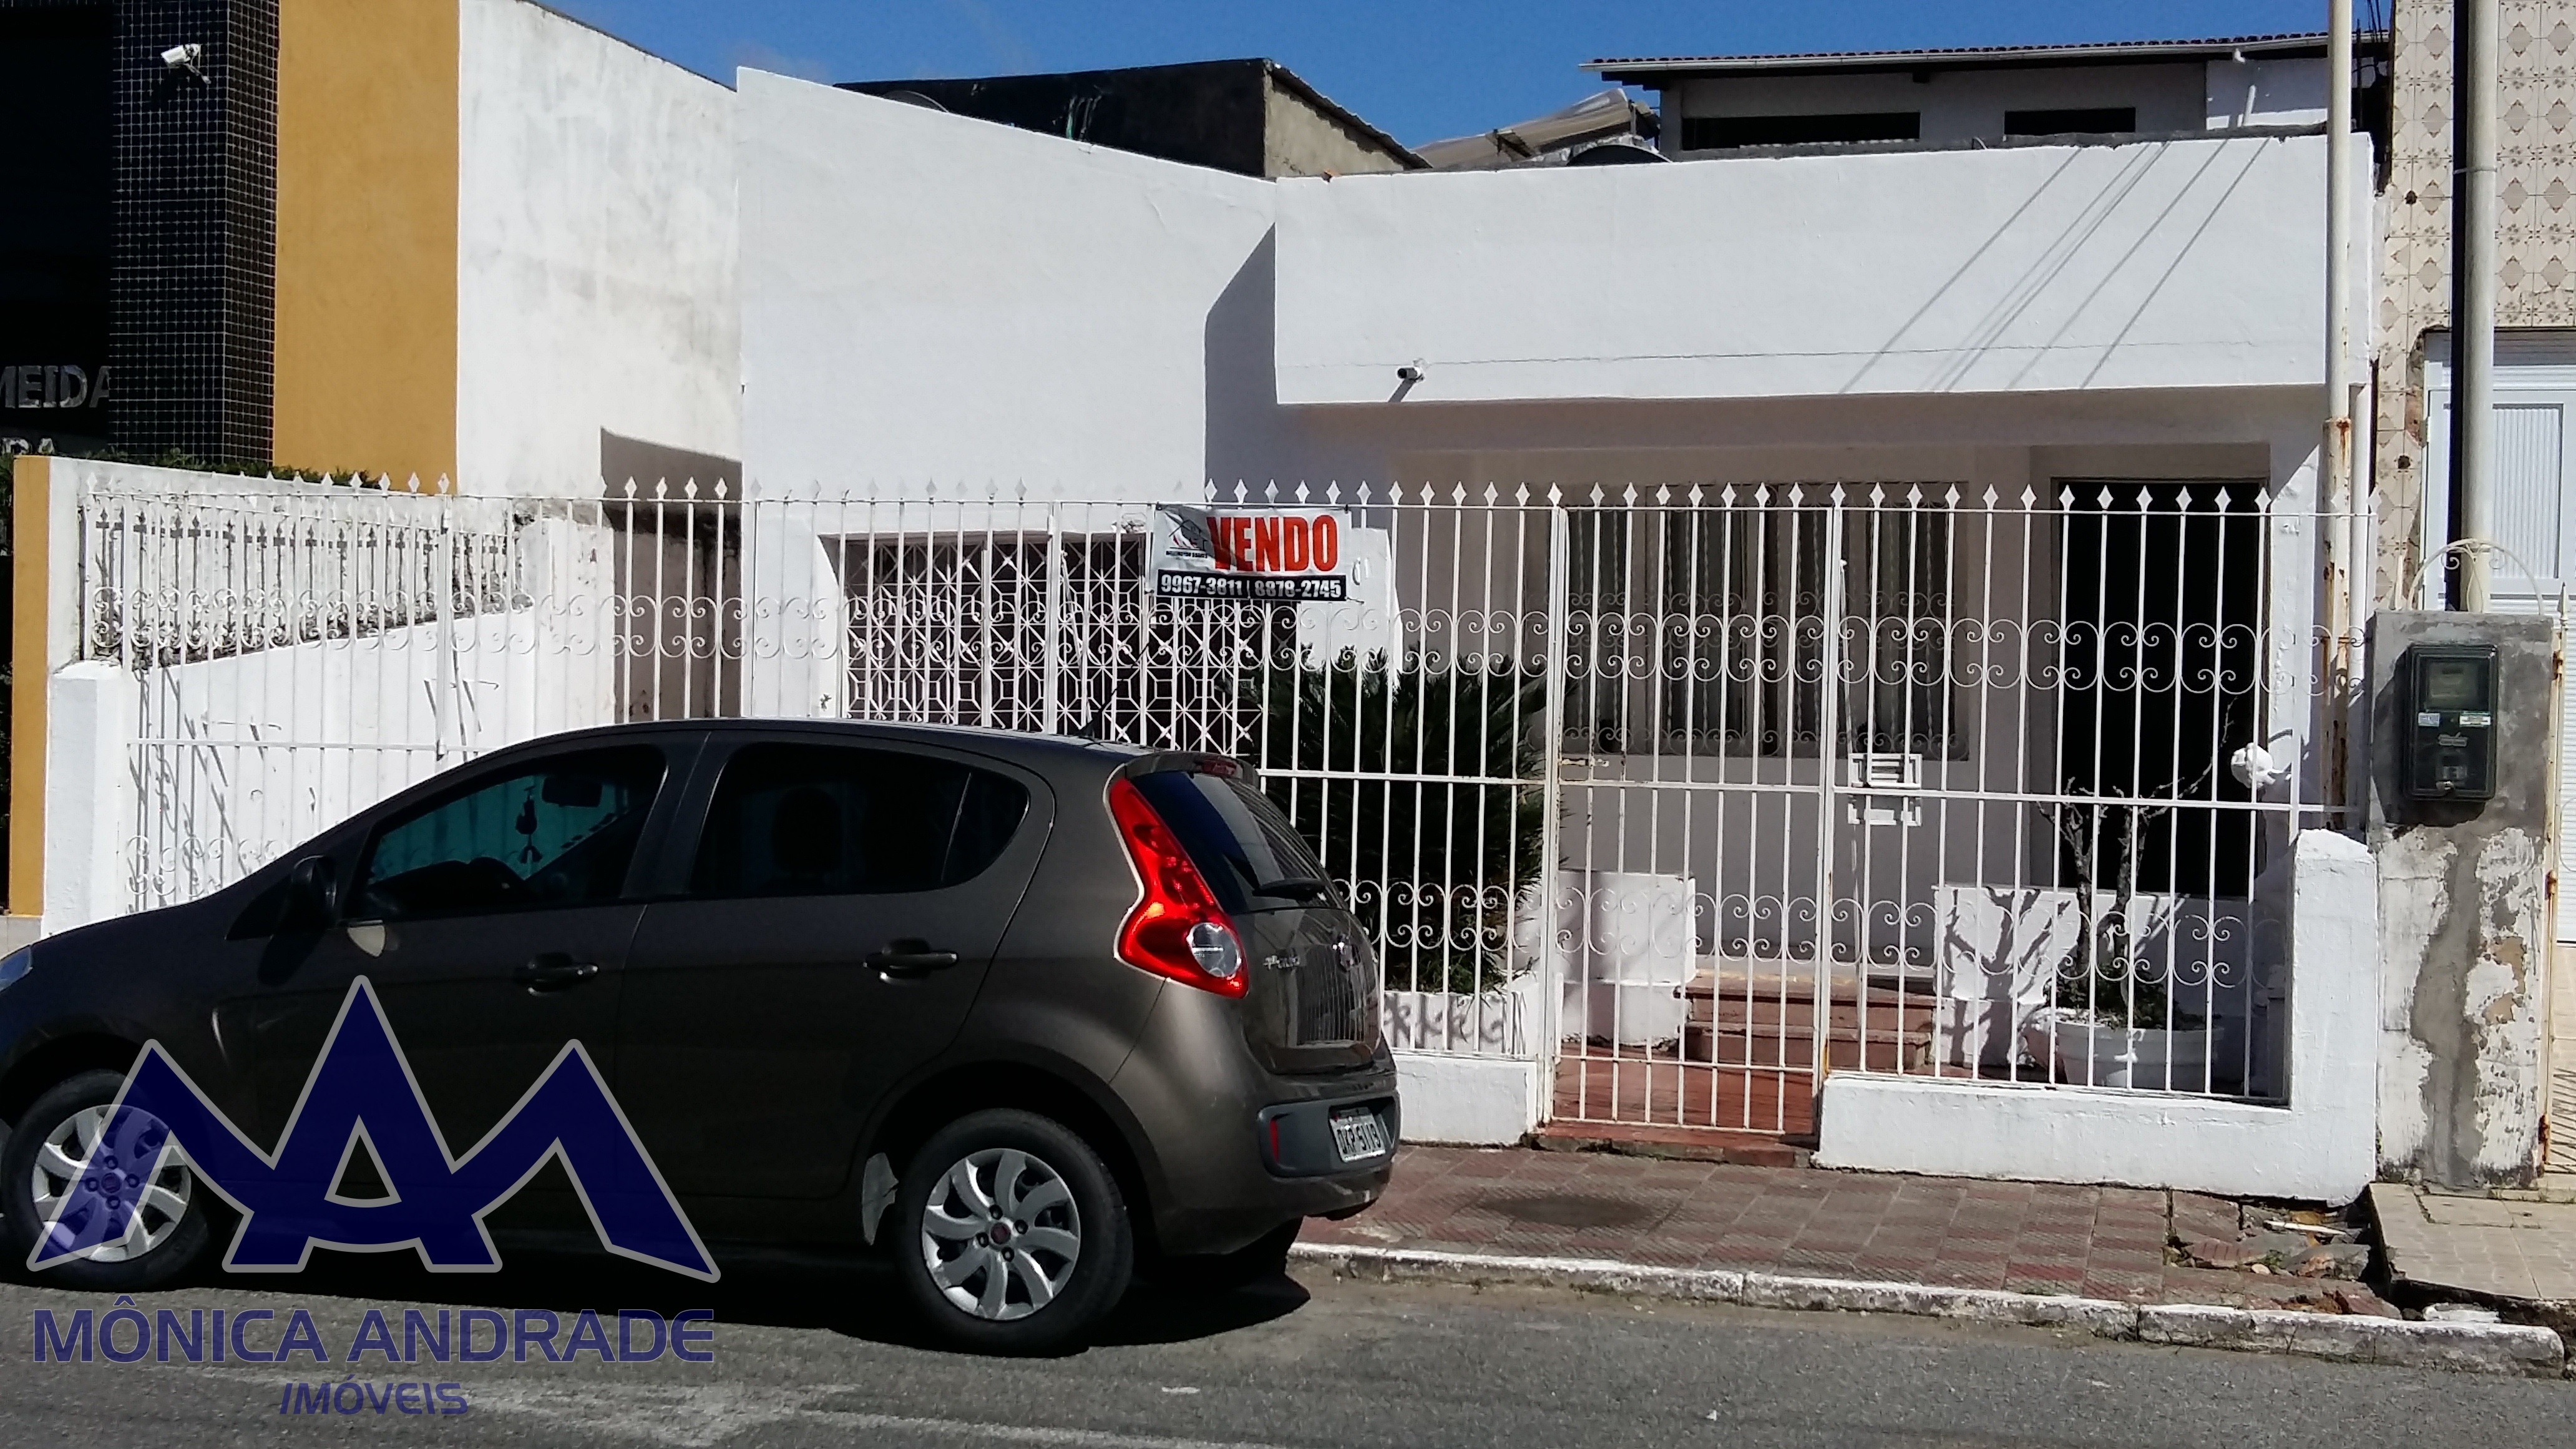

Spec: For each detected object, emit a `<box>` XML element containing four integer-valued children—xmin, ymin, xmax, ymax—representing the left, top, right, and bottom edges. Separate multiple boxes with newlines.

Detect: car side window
<box><xmin>688</xmin><ymin>743</ymin><xmax>1030</xmax><ymax>899</ymax></box>
<box><xmin>354</xmin><ymin>746</ymin><xmax>666</xmax><ymax>921</ymax></box>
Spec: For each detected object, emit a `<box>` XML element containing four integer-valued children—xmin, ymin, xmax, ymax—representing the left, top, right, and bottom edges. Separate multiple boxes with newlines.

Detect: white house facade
<box><xmin>14</xmin><ymin>29</ymin><xmax>2440</xmax><ymax>1204</ymax></box>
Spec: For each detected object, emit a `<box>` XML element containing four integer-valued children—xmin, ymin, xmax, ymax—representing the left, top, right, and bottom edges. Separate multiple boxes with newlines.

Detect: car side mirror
<box><xmin>279</xmin><ymin>855</ymin><xmax>339</xmax><ymax>932</ymax></box>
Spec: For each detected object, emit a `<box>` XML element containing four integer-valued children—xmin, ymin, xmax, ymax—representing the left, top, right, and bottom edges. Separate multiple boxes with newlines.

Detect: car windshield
<box><xmin>1129</xmin><ymin>768</ymin><xmax>1329</xmax><ymax>914</ymax></box>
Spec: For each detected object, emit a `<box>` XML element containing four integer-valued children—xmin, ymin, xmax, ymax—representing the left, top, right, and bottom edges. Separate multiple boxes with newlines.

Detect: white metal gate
<box><xmin>1548</xmin><ymin>482</ymin><xmax>2343</xmax><ymax>1136</ymax></box>
<box><xmin>75</xmin><ymin>477</ymin><xmax>2350</xmax><ymax>1128</ymax></box>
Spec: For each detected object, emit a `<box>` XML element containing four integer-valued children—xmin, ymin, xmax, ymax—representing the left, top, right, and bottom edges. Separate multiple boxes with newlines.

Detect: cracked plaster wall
<box><xmin>2371</xmin><ymin>610</ymin><xmax>2557</xmax><ymax>1186</ymax></box>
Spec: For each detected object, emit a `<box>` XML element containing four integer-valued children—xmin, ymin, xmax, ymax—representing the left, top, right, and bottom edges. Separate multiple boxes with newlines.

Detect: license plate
<box><xmin>1329</xmin><ymin>1107</ymin><xmax>1388</xmax><ymax>1162</ymax></box>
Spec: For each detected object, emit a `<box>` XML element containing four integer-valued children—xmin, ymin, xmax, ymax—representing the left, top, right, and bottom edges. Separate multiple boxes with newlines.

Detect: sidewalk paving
<box><xmin>2373</xmin><ymin>1183</ymin><xmax>2576</xmax><ymax>1302</ymax></box>
<box><xmin>1305</xmin><ymin>1144</ymin><xmax>2342</xmax><ymax>1307</ymax></box>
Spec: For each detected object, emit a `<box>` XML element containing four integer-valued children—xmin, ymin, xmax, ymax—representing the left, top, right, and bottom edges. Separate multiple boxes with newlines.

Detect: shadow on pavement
<box><xmin>147</xmin><ymin>1232</ymin><xmax>1309</xmax><ymax>1356</ymax></box>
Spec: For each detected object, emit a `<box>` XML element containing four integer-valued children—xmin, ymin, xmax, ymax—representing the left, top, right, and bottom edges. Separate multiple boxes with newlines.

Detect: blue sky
<box><xmin>545</xmin><ymin>1</ymin><xmax>2364</xmax><ymax>147</ymax></box>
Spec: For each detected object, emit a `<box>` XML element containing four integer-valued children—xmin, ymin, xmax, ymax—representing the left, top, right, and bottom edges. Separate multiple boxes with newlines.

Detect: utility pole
<box><xmin>2328</xmin><ymin>1</ymin><xmax>2353</xmax><ymax>466</ymax></box>
<box><xmin>2452</xmin><ymin>0</ymin><xmax>2499</xmax><ymax>610</ymax></box>
<box><xmin>2326</xmin><ymin>0</ymin><xmax>2364</xmax><ymax>814</ymax></box>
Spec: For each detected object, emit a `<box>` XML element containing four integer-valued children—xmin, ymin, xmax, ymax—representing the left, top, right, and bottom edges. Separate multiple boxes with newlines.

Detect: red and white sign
<box><xmin>1149</xmin><ymin>506</ymin><xmax>1351</xmax><ymax>600</ymax></box>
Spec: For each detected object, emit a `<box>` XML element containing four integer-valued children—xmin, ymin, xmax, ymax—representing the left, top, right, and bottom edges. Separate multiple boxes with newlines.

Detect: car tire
<box><xmin>1</xmin><ymin>1070</ymin><xmax>212</xmax><ymax>1291</ymax></box>
<box><xmin>1155</xmin><ymin>1219</ymin><xmax>1301</xmax><ymax>1295</ymax></box>
<box><xmin>893</xmin><ymin>1108</ymin><xmax>1133</xmax><ymax>1354</ymax></box>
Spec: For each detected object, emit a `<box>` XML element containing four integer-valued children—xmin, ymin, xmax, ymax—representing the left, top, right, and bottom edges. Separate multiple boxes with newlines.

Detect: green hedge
<box><xmin>1252</xmin><ymin>653</ymin><xmax>1548</xmax><ymax>995</ymax></box>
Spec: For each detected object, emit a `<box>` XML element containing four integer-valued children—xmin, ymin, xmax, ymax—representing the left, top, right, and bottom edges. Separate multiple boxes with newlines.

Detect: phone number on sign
<box><xmin>1154</xmin><ymin>571</ymin><xmax>1347</xmax><ymax>601</ymax></box>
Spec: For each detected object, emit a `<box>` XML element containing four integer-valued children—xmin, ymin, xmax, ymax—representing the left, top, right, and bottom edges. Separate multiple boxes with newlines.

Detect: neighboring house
<box><xmin>841</xmin><ymin>59</ymin><xmax>1423</xmax><ymax>180</ymax></box>
<box><xmin>0</xmin><ymin>0</ymin><xmax>738</xmax><ymax>490</ymax></box>
<box><xmin>1589</xmin><ymin>31</ymin><xmax>2385</xmax><ymax>151</ymax></box>
<box><xmin>2376</xmin><ymin>2</ymin><xmax>2576</xmax><ymax>620</ymax></box>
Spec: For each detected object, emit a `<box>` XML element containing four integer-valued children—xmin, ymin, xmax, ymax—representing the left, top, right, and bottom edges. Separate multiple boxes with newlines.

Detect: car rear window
<box><xmin>1129</xmin><ymin>768</ymin><xmax>1330</xmax><ymax>914</ymax></box>
<box><xmin>691</xmin><ymin>743</ymin><xmax>1030</xmax><ymax>898</ymax></box>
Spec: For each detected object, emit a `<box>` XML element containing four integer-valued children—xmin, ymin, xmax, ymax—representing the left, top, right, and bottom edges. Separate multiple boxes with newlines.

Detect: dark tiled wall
<box><xmin>0</xmin><ymin>1</ymin><xmax>114</xmax><ymax>452</ymax></box>
<box><xmin>1</xmin><ymin>0</ymin><xmax>277</xmax><ymax>463</ymax></box>
<box><xmin>109</xmin><ymin>0</ymin><xmax>277</xmax><ymax>462</ymax></box>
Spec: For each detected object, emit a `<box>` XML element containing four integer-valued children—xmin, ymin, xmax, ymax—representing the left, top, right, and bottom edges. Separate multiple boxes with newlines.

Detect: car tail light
<box><xmin>1107</xmin><ymin>777</ymin><xmax>1247</xmax><ymax>998</ymax></box>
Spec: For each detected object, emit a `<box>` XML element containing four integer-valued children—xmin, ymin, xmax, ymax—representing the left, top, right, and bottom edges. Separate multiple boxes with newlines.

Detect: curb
<box><xmin>1288</xmin><ymin>1243</ymin><xmax>2569</xmax><ymax>1378</ymax></box>
<box><xmin>2137</xmin><ymin>1304</ymin><xmax>2566</xmax><ymax>1377</ymax></box>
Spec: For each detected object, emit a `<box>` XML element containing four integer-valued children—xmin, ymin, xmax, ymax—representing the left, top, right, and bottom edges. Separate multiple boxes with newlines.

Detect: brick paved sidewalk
<box><xmin>1305</xmin><ymin>1145</ymin><xmax>2321</xmax><ymax>1306</ymax></box>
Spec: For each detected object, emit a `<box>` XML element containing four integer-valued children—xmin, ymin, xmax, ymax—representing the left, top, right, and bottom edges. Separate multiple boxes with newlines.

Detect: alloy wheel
<box><xmin>917</xmin><ymin>1146</ymin><xmax>1082</xmax><ymax>1320</ymax></box>
<box><xmin>29</xmin><ymin>1106</ymin><xmax>192</xmax><ymax>1264</ymax></box>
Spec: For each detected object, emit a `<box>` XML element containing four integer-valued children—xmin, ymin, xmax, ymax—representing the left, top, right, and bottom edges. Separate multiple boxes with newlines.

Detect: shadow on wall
<box><xmin>598</xmin><ymin>430</ymin><xmax>744</xmax><ymax>723</ymax></box>
<box><xmin>1204</xmin><ymin>230</ymin><xmax>1297</xmax><ymax>490</ymax></box>
<box><xmin>601</xmin><ymin>431</ymin><xmax>737</xmax><ymax>496</ymax></box>
<box><xmin>1840</xmin><ymin>138</ymin><xmax>2271</xmax><ymax>397</ymax></box>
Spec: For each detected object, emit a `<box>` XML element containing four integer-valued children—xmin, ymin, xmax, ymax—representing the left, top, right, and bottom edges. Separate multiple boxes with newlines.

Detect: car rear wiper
<box><xmin>1251</xmin><ymin>876</ymin><xmax>1332</xmax><ymax>902</ymax></box>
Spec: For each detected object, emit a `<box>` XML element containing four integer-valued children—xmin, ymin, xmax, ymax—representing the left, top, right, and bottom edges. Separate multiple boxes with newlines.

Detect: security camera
<box><xmin>1397</xmin><ymin>365</ymin><xmax>1424</xmax><ymax>384</ymax></box>
<box><xmin>160</xmin><ymin>43</ymin><xmax>203</xmax><ymax>75</ymax></box>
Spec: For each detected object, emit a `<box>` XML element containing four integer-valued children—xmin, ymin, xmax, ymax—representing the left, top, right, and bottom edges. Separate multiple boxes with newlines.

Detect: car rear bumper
<box><xmin>1257</xmin><ymin>1092</ymin><xmax>1398</xmax><ymax>1176</ymax></box>
<box><xmin>1110</xmin><ymin>988</ymin><xmax>1399</xmax><ymax>1257</ymax></box>
<box><xmin>1153</xmin><ymin>1153</ymin><xmax>1393</xmax><ymax>1258</ymax></box>
<box><xmin>1149</xmin><ymin>1087</ymin><xmax>1398</xmax><ymax>1256</ymax></box>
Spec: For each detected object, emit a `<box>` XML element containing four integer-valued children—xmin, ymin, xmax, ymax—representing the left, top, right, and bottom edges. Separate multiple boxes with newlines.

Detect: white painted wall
<box><xmin>2203</xmin><ymin>57</ymin><xmax>2331</xmax><ymax>129</ymax></box>
<box><xmin>1818</xmin><ymin>829</ymin><xmax>2379</xmax><ymax>1202</ymax></box>
<box><xmin>735</xmin><ymin>80</ymin><xmax>2367</xmax><ymax>499</ymax></box>
<box><xmin>1274</xmin><ymin>133</ymin><xmax>2361</xmax><ymax>407</ymax></box>
<box><xmin>33</xmin><ymin>462</ymin><xmax>628</xmax><ymax>929</ymax></box>
<box><xmin>95</xmin><ymin>595</ymin><xmax>622</xmax><ymax>926</ymax></box>
<box><xmin>44</xmin><ymin>662</ymin><xmax>137</xmax><ymax>933</ymax></box>
<box><xmin>457</xmin><ymin>0</ymin><xmax>739</xmax><ymax>490</ymax></box>
<box><xmin>736</xmin><ymin>70</ymin><xmax>1276</xmax><ymax>497</ymax></box>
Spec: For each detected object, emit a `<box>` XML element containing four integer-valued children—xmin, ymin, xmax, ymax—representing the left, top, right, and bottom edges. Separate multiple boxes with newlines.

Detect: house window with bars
<box><xmin>840</xmin><ymin>534</ymin><xmax>1269</xmax><ymax>753</ymax></box>
<box><xmin>1652</xmin><ymin>499</ymin><xmax>1954</xmax><ymax>758</ymax></box>
<box><xmin>1564</xmin><ymin>510</ymin><xmax>1636</xmax><ymax>752</ymax></box>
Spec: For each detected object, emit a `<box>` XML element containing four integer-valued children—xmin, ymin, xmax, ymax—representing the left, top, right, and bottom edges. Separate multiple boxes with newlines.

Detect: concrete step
<box><xmin>1530</xmin><ymin>1119</ymin><xmax>1813</xmax><ymax>1166</ymax></box>
<box><xmin>1689</xmin><ymin>1000</ymin><xmax>1937</xmax><ymax>1031</ymax></box>
<box><xmin>1681</xmin><ymin>1022</ymin><xmax>1930</xmax><ymax>1071</ymax></box>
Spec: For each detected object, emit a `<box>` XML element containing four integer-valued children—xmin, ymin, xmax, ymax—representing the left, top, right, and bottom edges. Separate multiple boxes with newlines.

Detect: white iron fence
<box><xmin>73</xmin><ymin>477</ymin><xmax>2356</xmax><ymax>1125</ymax></box>
<box><xmin>1546</xmin><ymin>482</ymin><xmax>2344</xmax><ymax>1134</ymax></box>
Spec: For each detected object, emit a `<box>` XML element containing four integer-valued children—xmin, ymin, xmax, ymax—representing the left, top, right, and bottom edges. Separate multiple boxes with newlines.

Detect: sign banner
<box><xmin>1149</xmin><ymin>505</ymin><xmax>1352</xmax><ymax>601</ymax></box>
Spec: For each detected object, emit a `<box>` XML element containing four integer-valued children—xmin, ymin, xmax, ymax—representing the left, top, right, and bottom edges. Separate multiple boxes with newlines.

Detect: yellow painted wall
<box><xmin>272</xmin><ymin>0</ymin><xmax>459</xmax><ymax>482</ymax></box>
<box><xmin>10</xmin><ymin>455</ymin><xmax>47</xmax><ymax>917</ymax></box>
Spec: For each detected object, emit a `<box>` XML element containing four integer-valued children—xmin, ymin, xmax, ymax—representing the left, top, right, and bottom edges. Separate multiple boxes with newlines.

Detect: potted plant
<box><xmin>2023</xmin><ymin>776</ymin><xmax>2217</xmax><ymax>1091</ymax></box>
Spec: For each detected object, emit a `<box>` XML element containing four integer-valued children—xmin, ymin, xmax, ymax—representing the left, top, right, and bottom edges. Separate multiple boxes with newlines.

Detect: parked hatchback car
<box><xmin>0</xmin><ymin>721</ymin><xmax>1397</xmax><ymax>1350</ymax></box>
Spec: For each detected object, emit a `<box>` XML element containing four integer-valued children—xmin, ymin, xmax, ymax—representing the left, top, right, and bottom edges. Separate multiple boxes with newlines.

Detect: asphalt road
<box><xmin>1</xmin><ymin>1250</ymin><xmax>2572</xmax><ymax>1448</ymax></box>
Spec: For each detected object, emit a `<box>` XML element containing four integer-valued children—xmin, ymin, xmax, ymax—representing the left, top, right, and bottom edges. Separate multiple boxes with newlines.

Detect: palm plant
<box><xmin>2041</xmin><ymin>795</ymin><xmax>2174</xmax><ymax>1029</ymax></box>
<box><xmin>2036</xmin><ymin>760</ymin><xmax>2217</xmax><ymax>1030</ymax></box>
<box><xmin>1250</xmin><ymin>651</ymin><xmax>1548</xmax><ymax>995</ymax></box>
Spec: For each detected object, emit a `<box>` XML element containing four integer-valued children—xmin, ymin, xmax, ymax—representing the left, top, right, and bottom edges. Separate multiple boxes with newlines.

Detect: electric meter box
<box><xmin>2406</xmin><ymin>644</ymin><xmax>2499</xmax><ymax>801</ymax></box>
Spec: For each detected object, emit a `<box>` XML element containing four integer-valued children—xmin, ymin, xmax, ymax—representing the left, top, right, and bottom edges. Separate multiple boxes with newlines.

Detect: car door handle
<box><xmin>515</xmin><ymin>954</ymin><xmax>600</xmax><ymax>992</ymax></box>
<box><xmin>867</xmin><ymin>940</ymin><xmax>961</xmax><ymax>978</ymax></box>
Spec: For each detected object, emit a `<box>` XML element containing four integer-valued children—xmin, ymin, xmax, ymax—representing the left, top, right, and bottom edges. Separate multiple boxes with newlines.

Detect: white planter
<box><xmin>2025</xmin><ymin>1008</ymin><xmax>2213</xmax><ymax>1091</ymax></box>
<box><xmin>1565</xmin><ymin>871</ymin><xmax>1695</xmax><ymax>1047</ymax></box>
